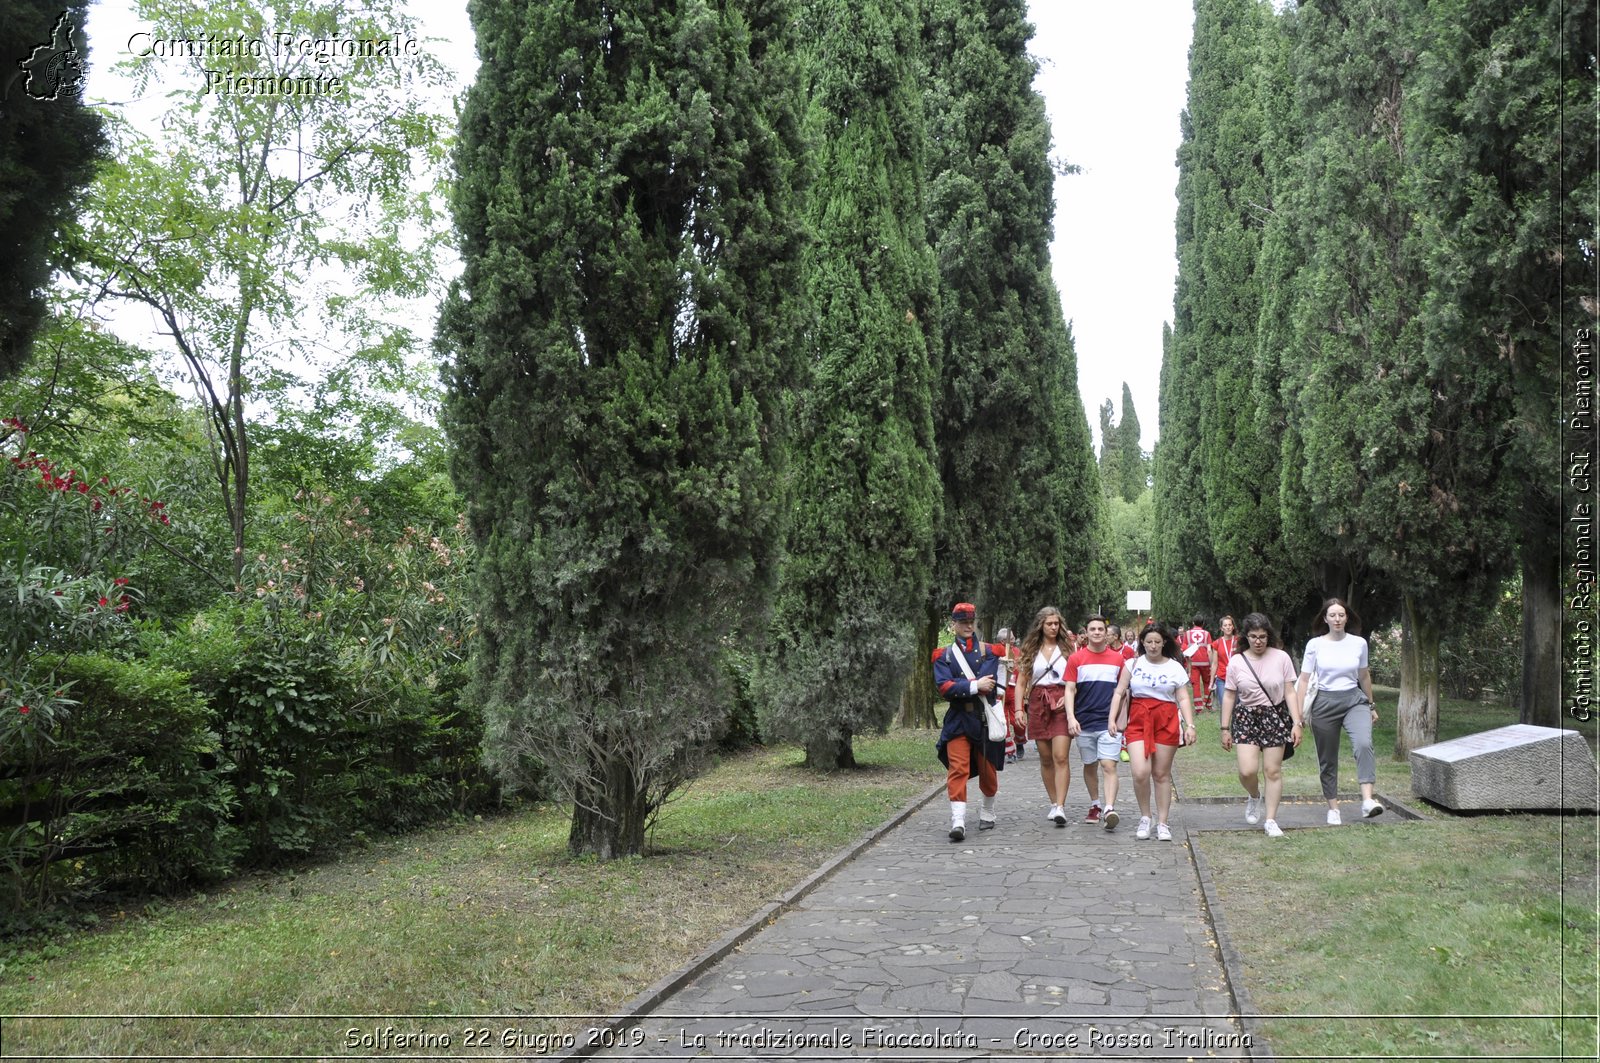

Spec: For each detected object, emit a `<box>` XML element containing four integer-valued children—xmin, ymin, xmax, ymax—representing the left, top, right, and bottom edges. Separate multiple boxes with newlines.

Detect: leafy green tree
<box><xmin>1116</xmin><ymin>382</ymin><xmax>1145</xmax><ymax>502</ymax></box>
<box><xmin>1402</xmin><ymin>0</ymin><xmax>1597</xmax><ymax>725</ymax></box>
<box><xmin>1107</xmin><ymin>491</ymin><xmax>1155</xmax><ymax>592</ymax></box>
<box><xmin>1250</xmin><ymin>2</ymin><xmax>1377</xmax><ymax>644</ymax></box>
<box><xmin>71</xmin><ymin>0</ymin><xmax>452</xmax><ymax>589</ymax></box>
<box><xmin>0</xmin><ymin>0</ymin><xmax>107</xmax><ymax>378</ymax></box>
<box><xmin>443</xmin><ymin>0</ymin><xmax>807</xmax><ymax>854</ymax></box>
<box><xmin>1275</xmin><ymin>0</ymin><xmax>1518</xmax><ymax>751</ymax></box>
<box><xmin>762</xmin><ymin>0</ymin><xmax>938</xmax><ymax>766</ymax></box>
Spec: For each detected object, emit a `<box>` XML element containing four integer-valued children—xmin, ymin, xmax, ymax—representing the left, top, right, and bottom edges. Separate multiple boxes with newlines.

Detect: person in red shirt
<box><xmin>1209</xmin><ymin>614</ymin><xmax>1237</xmax><ymax>714</ymax></box>
<box><xmin>1181</xmin><ymin>616</ymin><xmax>1213</xmax><ymax>712</ymax></box>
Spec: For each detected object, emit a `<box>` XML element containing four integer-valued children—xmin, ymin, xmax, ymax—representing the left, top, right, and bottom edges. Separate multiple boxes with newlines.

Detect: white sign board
<box><xmin>1126</xmin><ymin>590</ymin><xmax>1151</xmax><ymax>611</ymax></box>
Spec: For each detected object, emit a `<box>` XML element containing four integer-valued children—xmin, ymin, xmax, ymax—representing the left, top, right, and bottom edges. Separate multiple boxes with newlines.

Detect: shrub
<box><xmin>0</xmin><ymin>653</ymin><xmax>241</xmax><ymax>912</ymax></box>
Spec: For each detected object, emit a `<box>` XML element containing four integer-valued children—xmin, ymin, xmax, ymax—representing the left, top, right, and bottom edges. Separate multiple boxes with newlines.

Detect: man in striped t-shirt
<box><xmin>1063</xmin><ymin>616</ymin><xmax>1128</xmax><ymax>830</ymax></box>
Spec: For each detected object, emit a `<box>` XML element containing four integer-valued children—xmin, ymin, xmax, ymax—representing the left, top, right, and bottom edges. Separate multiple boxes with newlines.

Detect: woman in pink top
<box><xmin>1219</xmin><ymin>613</ymin><xmax>1303</xmax><ymax>837</ymax></box>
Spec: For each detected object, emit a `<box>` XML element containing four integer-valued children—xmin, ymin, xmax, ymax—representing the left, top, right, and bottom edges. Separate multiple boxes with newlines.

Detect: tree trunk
<box><xmin>1395</xmin><ymin>594</ymin><xmax>1440</xmax><ymax>756</ymax></box>
<box><xmin>1520</xmin><ymin>533</ymin><xmax>1562</xmax><ymax>726</ymax></box>
<box><xmin>899</xmin><ymin>606</ymin><xmax>939</xmax><ymax>728</ymax></box>
<box><xmin>567</xmin><ymin>754</ymin><xmax>649</xmax><ymax>858</ymax></box>
<box><xmin>804</xmin><ymin>728</ymin><xmax>856</xmax><ymax>770</ymax></box>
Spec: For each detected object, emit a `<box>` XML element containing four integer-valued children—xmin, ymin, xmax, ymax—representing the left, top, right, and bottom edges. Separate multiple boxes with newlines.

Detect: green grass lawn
<box><xmin>0</xmin><ymin>731</ymin><xmax>935</xmax><ymax>1059</ymax></box>
<box><xmin>3</xmin><ymin>700</ymin><xmax>1594</xmax><ymax>1062</ymax></box>
<box><xmin>1191</xmin><ymin>689</ymin><xmax>1600</xmax><ymax>1061</ymax></box>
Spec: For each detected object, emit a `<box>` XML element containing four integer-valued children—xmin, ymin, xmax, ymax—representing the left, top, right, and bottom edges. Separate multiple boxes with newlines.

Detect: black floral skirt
<box><xmin>1231</xmin><ymin>702</ymin><xmax>1292</xmax><ymax>748</ymax></box>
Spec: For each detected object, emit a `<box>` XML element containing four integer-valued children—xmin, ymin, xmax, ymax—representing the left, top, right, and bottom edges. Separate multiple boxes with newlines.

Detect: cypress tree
<box><xmin>1097</xmin><ymin>398</ymin><xmax>1122</xmax><ymax>500</ymax></box>
<box><xmin>1153</xmin><ymin>319</ymin><xmax>1223</xmax><ymax>618</ymax></box>
<box><xmin>441</xmin><ymin>0</ymin><xmax>806</xmax><ymax>856</ymax></box>
<box><xmin>1116</xmin><ymin>382</ymin><xmax>1145</xmax><ymax>502</ymax></box>
<box><xmin>761</xmin><ymin>0</ymin><xmax>940</xmax><ymax>768</ymax></box>
<box><xmin>1176</xmin><ymin>0</ymin><xmax>1309</xmax><ymax>618</ymax></box>
<box><xmin>0</xmin><ymin>1</ymin><xmax>106</xmax><ymax>377</ymax></box>
<box><xmin>918</xmin><ymin>0</ymin><xmax>1104</xmax><ymax>639</ymax></box>
<box><xmin>1403</xmin><ymin>0</ymin><xmax>1597</xmax><ymax>724</ymax></box>
<box><xmin>1276</xmin><ymin>0</ymin><xmax>1518</xmax><ymax>752</ymax></box>
<box><xmin>1252</xmin><ymin>1</ymin><xmax>1368</xmax><ymax>640</ymax></box>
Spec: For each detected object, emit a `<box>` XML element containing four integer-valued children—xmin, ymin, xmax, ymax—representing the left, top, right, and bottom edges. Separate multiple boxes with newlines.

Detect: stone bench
<box><xmin>1410</xmin><ymin>725</ymin><xmax>1598</xmax><ymax>811</ymax></box>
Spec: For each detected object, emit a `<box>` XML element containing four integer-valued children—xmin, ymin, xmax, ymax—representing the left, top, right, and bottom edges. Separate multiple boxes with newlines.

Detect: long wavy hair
<box><xmin>1018</xmin><ymin>605</ymin><xmax>1068</xmax><ymax>704</ymax></box>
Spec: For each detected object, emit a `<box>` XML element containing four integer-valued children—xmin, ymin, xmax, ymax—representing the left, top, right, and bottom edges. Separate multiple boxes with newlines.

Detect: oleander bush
<box><xmin>0</xmin><ymin>653</ymin><xmax>241</xmax><ymax>915</ymax></box>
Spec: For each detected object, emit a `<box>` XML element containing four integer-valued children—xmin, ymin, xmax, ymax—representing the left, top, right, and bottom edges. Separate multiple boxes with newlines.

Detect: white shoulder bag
<box><xmin>952</xmin><ymin>641</ymin><xmax>1007</xmax><ymax>742</ymax></box>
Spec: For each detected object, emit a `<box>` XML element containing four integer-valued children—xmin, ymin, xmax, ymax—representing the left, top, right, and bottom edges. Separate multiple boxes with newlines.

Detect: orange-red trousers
<box><xmin>945</xmin><ymin>735</ymin><xmax>998</xmax><ymax>802</ymax></box>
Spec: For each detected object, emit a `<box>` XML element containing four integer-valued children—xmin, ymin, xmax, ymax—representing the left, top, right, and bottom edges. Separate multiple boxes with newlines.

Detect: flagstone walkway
<box><xmin>577</xmin><ymin>766</ymin><xmax>1409</xmax><ymax>1062</ymax></box>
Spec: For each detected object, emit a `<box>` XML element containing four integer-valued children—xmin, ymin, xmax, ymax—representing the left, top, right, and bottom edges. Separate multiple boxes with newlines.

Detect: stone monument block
<box><xmin>1410</xmin><ymin>725</ymin><xmax>1598</xmax><ymax>811</ymax></box>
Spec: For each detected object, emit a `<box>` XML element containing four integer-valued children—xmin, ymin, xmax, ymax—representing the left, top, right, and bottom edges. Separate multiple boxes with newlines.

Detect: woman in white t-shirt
<box><xmin>1109</xmin><ymin>623</ymin><xmax>1195</xmax><ymax>841</ymax></box>
<box><xmin>1294</xmin><ymin>598</ymin><xmax>1382</xmax><ymax>825</ymax></box>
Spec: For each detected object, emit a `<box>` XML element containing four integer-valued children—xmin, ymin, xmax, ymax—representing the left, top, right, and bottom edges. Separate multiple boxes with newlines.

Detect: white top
<box><xmin>1127</xmin><ymin>656</ymin><xmax>1190</xmax><ymax>702</ymax></box>
<box><xmin>1301</xmin><ymin>634</ymin><xmax>1368</xmax><ymax>692</ymax></box>
<box><xmin>1033</xmin><ymin>648</ymin><xmax>1067</xmax><ymax>686</ymax></box>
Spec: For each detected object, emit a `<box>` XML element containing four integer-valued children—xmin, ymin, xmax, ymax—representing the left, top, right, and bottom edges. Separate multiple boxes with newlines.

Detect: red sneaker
<box><xmin>1084</xmin><ymin>805</ymin><xmax>1102</xmax><ymax>824</ymax></box>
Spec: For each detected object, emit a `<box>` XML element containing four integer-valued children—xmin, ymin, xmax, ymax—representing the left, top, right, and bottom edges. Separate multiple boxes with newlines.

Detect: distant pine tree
<box><xmin>1116</xmin><ymin>382</ymin><xmax>1145</xmax><ymax>503</ymax></box>
<box><xmin>441</xmin><ymin>0</ymin><xmax>806</xmax><ymax>856</ymax></box>
<box><xmin>1097</xmin><ymin>398</ymin><xmax>1122</xmax><ymax>501</ymax></box>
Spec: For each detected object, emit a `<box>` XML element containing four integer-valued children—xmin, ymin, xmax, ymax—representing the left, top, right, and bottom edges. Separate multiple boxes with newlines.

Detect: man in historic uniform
<box><xmin>934</xmin><ymin>602</ymin><xmax>1007</xmax><ymax>841</ymax></box>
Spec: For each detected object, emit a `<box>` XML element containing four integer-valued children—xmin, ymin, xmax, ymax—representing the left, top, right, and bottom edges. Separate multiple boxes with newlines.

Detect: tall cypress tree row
<box><xmin>760</xmin><ymin>0</ymin><xmax>940</xmax><ymax>768</ymax></box>
<box><xmin>1403</xmin><ymin>0</ymin><xmax>1597</xmax><ymax>724</ymax></box>
<box><xmin>1276</xmin><ymin>0</ymin><xmax>1517</xmax><ymax>752</ymax></box>
<box><xmin>918</xmin><ymin>0</ymin><xmax>1103</xmax><ymax>639</ymax></box>
<box><xmin>1252</xmin><ymin>1</ymin><xmax>1363</xmax><ymax>641</ymax></box>
<box><xmin>1116</xmin><ymin>382</ymin><xmax>1145</xmax><ymax>502</ymax></box>
<box><xmin>441</xmin><ymin>0</ymin><xmax>806</xmax><ymax>856</ymax></box>
<box><xmin>1153</xmin><ymin>295</ymin><xmax>1223</xmax><ymax>615</ymax></box>
<box><xmin>1178</xmin><ymin>0</ymin><xmax>1307</xmax><ymax>617</ymax></box>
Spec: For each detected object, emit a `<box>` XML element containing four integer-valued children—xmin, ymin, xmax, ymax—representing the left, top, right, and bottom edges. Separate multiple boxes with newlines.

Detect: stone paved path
<box><xmin>585</xmin><ymin>757</ymin><xmax>1403</xmax><ymax>1059</ymax></box>
<box><xmin>585</xmin><ymin>749</ymin><xmax>1406</xmax><ymax>1061</ymax></box>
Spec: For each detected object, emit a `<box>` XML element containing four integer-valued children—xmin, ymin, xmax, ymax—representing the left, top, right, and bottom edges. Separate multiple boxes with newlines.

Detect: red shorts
<box><xmin>1028</xmin><ymin>684</ymin><xmax>1069</xmax><ymax>741</ymax></box>
<box><xmin>1125</xmin><ymin>696</ymin><xmax>1180</xmax><ymax>749</ymax></box>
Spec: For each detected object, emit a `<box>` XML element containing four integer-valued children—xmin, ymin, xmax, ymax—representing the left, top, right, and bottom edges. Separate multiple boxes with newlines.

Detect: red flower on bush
<box><xmin>18</xmin><ymin>705</ymin><xmax>29</xmax><ymax>715</ymax></box>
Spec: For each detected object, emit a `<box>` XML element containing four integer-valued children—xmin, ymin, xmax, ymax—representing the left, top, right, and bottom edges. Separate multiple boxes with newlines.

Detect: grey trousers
<box><xmin>1307</xmin><ymin>686</ymin><xmax>1377</xmax><ymax>799</ymax></box>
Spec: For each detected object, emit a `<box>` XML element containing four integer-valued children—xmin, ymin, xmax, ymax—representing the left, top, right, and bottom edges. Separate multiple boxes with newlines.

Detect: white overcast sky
<box><xmin>83</xmin><ymin>1</ymin><xmax>1191</xmax><ymax>454</ymax></box>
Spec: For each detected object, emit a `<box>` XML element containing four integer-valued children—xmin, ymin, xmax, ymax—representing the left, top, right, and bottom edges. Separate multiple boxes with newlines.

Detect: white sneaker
<box><xmin>1135</xmin><ymin>816</ymin><xmax>1152</xmax><ymax>840</ymax></box>
<box><xmin>1362</xmin><ymin>798</ymin><xmax>1385</xmax><ymax>818</ymax></box>
<box><xmin>1155</xmin><ymin>822</ymin><xmax>1173</xmax><ymax>841</ymax></box>
<box><xmin>1244</xmin><ymin>796</ymin><xmax>1261</xmax><ymax>825</ymax></box>
<box><xmin>1327</xmin><ymin>808</ymin><xmax>1342</xmax><ymax>826</ymax></box>
<box><xmin>1263</xmin><ymin>819</ymin><xmax>1284</xmax><ymax>838</ymax></box>
<box><xmin>1051</xmin><ymin>805</ymin><xmax>1067</xmax><ymax>826</ymax></box>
